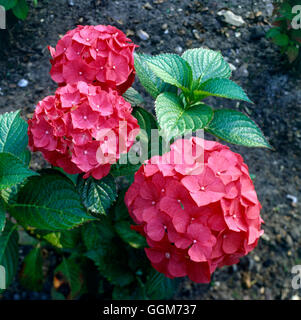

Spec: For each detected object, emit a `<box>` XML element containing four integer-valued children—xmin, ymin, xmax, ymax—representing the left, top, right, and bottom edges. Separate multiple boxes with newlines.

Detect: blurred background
<box><xmin>0</xmin><ymin>0</ymin><xmax>301</xmax><ymax>300</ymax></box>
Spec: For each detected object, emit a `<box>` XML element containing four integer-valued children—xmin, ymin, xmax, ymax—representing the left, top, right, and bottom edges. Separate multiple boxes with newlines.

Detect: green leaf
<box><xmin>12</xmin><ymin>0</ymin><xmax>29</xmax><ymax>20</ymax></box>
<box><xmin>0</xmin><ymin>0</ymin><xmax>17</xmax><ymax>10</ymax></box>
<box><xmin>286</xmin><ymin>46</ymin><xmax>299</xmax><ymax>63</ymax></box>
<box><xmin>273</xmin><ymin>33</ymin><xmax>289</xmax><ymax>46</ymax></box>
<box><xmin>266</xmin><ymin>28</ymin><xmax>281</xmax><ymax>39</ymax></box>
<box><xmin>38</xmin><ymin>228</ymin><xmax>81</xmax><ymax>249</ymax></box>
<box><xmin>20</xmin><ymin>247</ymin><xmax>44</xmax><ymax>291</ymax></box>
<box><xmin>18</xmin><ymin>149</ymin><xmax>31</xmax><ymax>167</ymax></box>
<box><xmin>206</xmin><ymin>109</ymin><xmax>271</xmax><ymax>148</ymax></box>
<box><xmin>182</xmin><ymin>48</ymin><xmax>231</xmax><ymax>83</ymax></box>
<box><xmin>0</xmin><ymin>111</ymin><xmax>28</xmax><ymax>159</ymax></box>
<box><xmin>0</xmin><ymin>197</ymin><xmax>5</xmax><ymax>232</ymax></box>
<box><xmin>0</xmin><ymin>152</ymin><xmax>38</xmax><ymax>190</ymax></box>
<box><xmin>0</xmin><ymin>221</ymin><xmax>19</xmax><ymax>290</ymax></box>
<box><xmin>111</xmin><ymin>107</ymin><xmax>159</xmax><ymax>177</ymax></box>
<box><xmin>86</xmin><ymin>245</ymin><xmax>134</xmax><ymax>287</ymax></box>
<box><xmin>77</xmin><ymin>175</ymin><xmax>117</xmax><ymax>215</ymax></box>
<box><xmin>123</xmin><ymin>87</ymin><xmax>145</xmax><ymax>106</ymax></box>
<box><xmin>110</xmin><ymin>160</ymin><xmax>141</xmax><ymax>178</ymax></box>
<box><xmin>144</xmin><ymin>270</ymin><xmax>176</xmax><ymax>300</ymax></box>
<box><xmin>114</xmin><ymin>221</ymin><xmax>146</xmax><ymax>249</ymax></box>
<box><xmin>81</xmin><ymin>218</ymin><xmax>115</xmax><ymax>251</ymax></box>
<box><xmin>155</xmin><ymin>92</ymin><xmax>213</xmax><ymax>140</ymax></box>
<box><xmin>0</xmin><ymin>184</ymin><xmax>22</xmax><ymax>205</ymax></box>
<box><xmin>134</xmin><ymin>53</ymin><xmax>177</xmax><ymax>98</ymax></box>
<box><xmin>195</xmin><ymin>78</ymin><xmax>252</xmax><ymax>103</ymax></box>
<box><xmin>9</xmin><ymin>172</ymin><xmax>95</xmax><ymax>231</ymax></box>
<box><xmin>53</xmin><ymin>167</ymin><xmax>78</xmax><ymax>185</ymax></box>
<box><xmin>132</xmin><ymin>106</ymin><xmax>160</xmax><ymax>160</ymax></box>
<box><xmin>146</xmin><ymin>53</ymin><xmax>193</xmax><ymax>90</ymax></box>
<box><xmin>54</xmin><ymin>257</ymin><xmax>83</xmax><ymax>299</ymax></box>
<box><xmin>112</xmin><ymin>285</ymin><xmax>133</xmax><ymax>300</ymax></box>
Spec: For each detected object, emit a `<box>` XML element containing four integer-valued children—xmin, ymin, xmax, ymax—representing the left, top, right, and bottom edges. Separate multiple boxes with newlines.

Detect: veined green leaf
<box><xmin>134</xmin><ymin>53</ymin><xmax>177</xmax><ymax>98</ymax></box>
<box><xmin>0</xmin><ymin>197</ymin><xmax>5</xmax><ymax>232</ymax></box>
<box><xmin>0</xmin><ymin>111</ymin><xmax>28</xmax><ymax>159</ymax></box>
<box><xmin>114</xmin><ymin>220</ymin><xmax>147</xmax><ymax>249</ymax></box>
<box><xmin>111</xmin><ymin>107</ymin><xmax>158</xmax><ymax>177</ymax></box>
<box><xmin>54</xmin><ymin>257</ymin><xmax>83</xmax><ymax>299</ymax></box>
<box><xmin>182</xmin><ymin>48</ymin><xmax>231</xmax><ymax>83</ymax></box>
<box><xmin>206</xmin><ymin>109</ymin><xmax>271</xmax><ymax>148</ymax></box>
<box><xmin>81</xmin><ymin>218</ymin><xmax>115</xmax><ymax>251</ymax></box>
<box><xmin>20</xmin><ymin>247</ymin><xmax>44</xmax><ymax>291</ymax></box>
<box><xmin>123</xmin><ymin>87</ymin><xmax>145</xmax><ymax>106</ymax></box>
<box><xmin>195</xmin><ymin>78</ymin><xmax>252</xmax><ymax>103</ymax></box>
<box><xmin>155</xmin><ymin>92</ymin><xmax>213</xmax><ymax>140</ymax></box>
<box><xmin>0</xmin><ymin>152</ymin><xmax>38</xmax><ymax>190</ymax></box>
<box><xmin>9</xmin><ymin>172</ymin><xmax>95</xmax><ymax>231</ymax></box>
<box><xmin>0</xmin><ymin>221</ymin><xmax>19</xmax><ymax>291</ymax></box>
<box><xmin>144</xmin><ymin>269</ymin><xmax>176</xmax><ymax>300</ymax></box>
<box><xmin>146</xmin><ymin>53</ymin><xmax>193</xmax><ymax>90</ymax></box>
<box><xmin>77</xmin><ymin>175</ymin><xmax>117</xmax><ymax>215</ymax></box>
<box><xmin>86</xmin><ymin>245</ymin><xmax>134</xmax><ymax>287</ymax></box>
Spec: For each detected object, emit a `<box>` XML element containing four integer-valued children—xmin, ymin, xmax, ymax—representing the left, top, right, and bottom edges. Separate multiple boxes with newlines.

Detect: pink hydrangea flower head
<box><xmin>48</xmin><ymin>25</ymin><xmax>137</xmax><ymax>94</ymax></box>
<box><xmin>125</xmin><ymin>137</ymin><xmax>263</xmax><ymax>283</ymax></box>
<box><xmin>28</xmin><ymin>81</ymin><xmax>139</xmax><ymax>179</ymax></box>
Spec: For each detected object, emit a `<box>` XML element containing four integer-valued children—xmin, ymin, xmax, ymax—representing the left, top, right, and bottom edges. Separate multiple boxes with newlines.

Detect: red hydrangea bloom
<box><xmin>28</xmin><ymin>81</ymin><xmax>139</xmax><ymax>179</ymax></box>
<box><xmin>125</xmin><ymin>137</ymin><xmax>264</xmax><ymax>283</ymax></box>
<box><xmin>48</xmin><ymin>25</ymin><xmax>137</xmax><ymax>94</ymax></box>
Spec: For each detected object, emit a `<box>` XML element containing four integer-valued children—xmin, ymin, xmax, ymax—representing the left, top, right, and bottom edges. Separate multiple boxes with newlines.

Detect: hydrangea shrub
<box><xmin>0</xmin><ymin>25</ymin><xmax>271</xmax><ymax>300</ymax></box>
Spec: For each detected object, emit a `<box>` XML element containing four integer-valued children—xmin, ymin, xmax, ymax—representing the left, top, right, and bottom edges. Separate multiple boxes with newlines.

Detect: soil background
<box><xmin>0</xmin><ymin>0</ymin><xmax>301</xmax><ymax>300</ymax></box>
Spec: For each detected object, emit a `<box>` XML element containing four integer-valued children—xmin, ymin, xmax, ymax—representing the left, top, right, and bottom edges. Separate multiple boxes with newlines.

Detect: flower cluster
<box><xmin>29</xmin><ymin>25</ymin><xmax>139</xmax><ymax>179</ymax></box>
<box><xmin>125</xmin><ymin>137</ymin><xmax>263</xmax><ymax>283</ymax></box>
<box><xmin>48</xmin><ymin>25</ymin><xmax>137</xmax><ymax>94</ymax></box>
<box><xmin>28</xmin><ymin>81</ymin><xmax>139</xmax><ymax>179</ymax></box>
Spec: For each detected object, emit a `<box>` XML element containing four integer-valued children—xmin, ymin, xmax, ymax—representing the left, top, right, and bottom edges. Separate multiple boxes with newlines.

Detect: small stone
<box><xmin>286</xmin><ymin>235</ymin><xmax>293</xmax><ymax>246</ymax></box>
<box><xmin>286</xmin><ymin>194</ymin><xmax>298</xmax><ymax>207</ymax></box>
<box><xmin>261</xmin><ymin>233</ymin><xmax>270</xmax><ymax>242</ymax></box>
<box><xmin>143</xmin><ymin>2</ymin><xmax>153</xmax><ymax>10</ymax></box>
<box><xmin>217</xmin><ymin>10</ymin><xmax>246</xmax><ymax>27</ymax></box>
<box><xmin>164</xmin><ymin>29</ymin><xmax>169</xmax><ymax>35</ymax></box>
<box><xmin>255</xmin><ymin>11</ymin><xmax>262</xmax><ymax>17</ymax></box>
<box><xmin>18</xmin><ymin>79</ymin><xmax>29</xmax><ymax>88</ymax></box>
<box><xmin>186</xmin><ymin>40</ymin><xmax>193</xmax><ymax>48</ymax></box>
<box><xmin>126</xmin><ymin>29</ymin><xmax>135</xmax><ymax>37</ymax></box>
<box><xmin>137</xmin><ymin>29</ymin><xmax>150</xmax><ymax>41</ymax></box>
<box><xmin>175</xmin><ymin>46</ymin><xmax>183</xmax><ymax>54</ymax></box>
<box><xmin>266</xmin><ymin>3</ymin><xmax>274</xmax><ymax>17</ymax></box>
<box><xmin>192</xmin><ymin>29</ymin><xmax>202</xmax><ymax>40</ymax></box>
<box><xmin>235</xmin><ymin>32</ymin><xmax>241</xmax><ymax>38</ymax></box>
<box><xmin>68</xmin><ymin>0</ymin><xmax>75</xmax><ymax>6</ymax></box>
<box><xmin>254</xmin><ymin>255</ymin><xmax>260</xmax><ymax>262</ymax></box>
<box><xmin>237</xmin><ymin>64</ymin><xmax>249</xmax><ymax>77</ymax></box>
<box><xmin>260</xmin><ymin>287</ymin><xmax>265</xmax><ymax>294</ymax></box>
<box><xmin>161</xmin><ymin>23</ymin><xmax>168</xmax><ymax>30</ymax></box>
<box><xmin>229</xmin><ymin>63</ymin><xmax>237</xmax><ymax>71</ymax></box>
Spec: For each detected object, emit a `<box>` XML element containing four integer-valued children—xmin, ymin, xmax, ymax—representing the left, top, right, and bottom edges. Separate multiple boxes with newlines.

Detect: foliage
<box><xmin>266</xmin><ymin>1</ymin><xmax>301</xmax><ymax>64</ymax></box>
<box><xmin>0</xmin><ymin>44</ymin><xmax>269</xmax><ymax>300</ymax></box>
<box><xmin>0</xmin><ymin>0</ymin><xmax>37</xmax><ymax>21</ymax></box>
